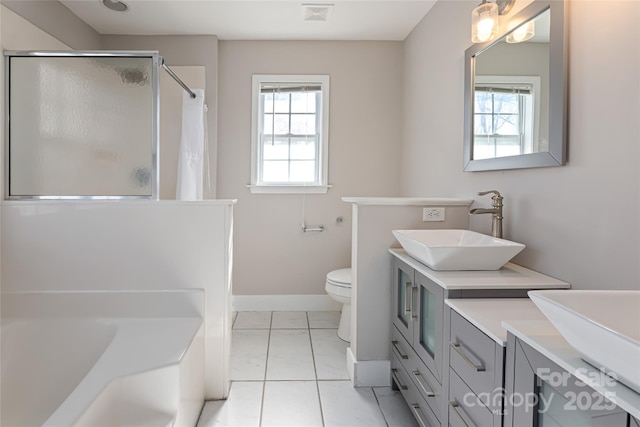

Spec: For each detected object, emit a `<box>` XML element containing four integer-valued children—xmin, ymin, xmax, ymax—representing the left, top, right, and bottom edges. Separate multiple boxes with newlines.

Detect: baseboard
<box><xmin>346</xmin><ymin>347</ymin><xmax>391</xmax><ymax>387</ymax></box>
<box><xmin>232</xmin><ymin>294</ymin><xmax>341</xmax><ymax>312</ymax></box>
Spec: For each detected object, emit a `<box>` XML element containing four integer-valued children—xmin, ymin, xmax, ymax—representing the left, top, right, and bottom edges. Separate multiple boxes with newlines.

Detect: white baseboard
<box><xmin>346</xmin><ymin>347</ymin><xmax>391</xmax><ymax>387</ymax></box>
<box><xmin>232</xmin><ymin>294</ymin><xmax>341</xmax><ymax>312</ymax></box>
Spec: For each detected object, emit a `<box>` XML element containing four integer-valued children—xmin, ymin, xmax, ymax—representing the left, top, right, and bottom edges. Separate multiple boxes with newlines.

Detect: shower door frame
<box><xmin>4</xmin><ymin>50</ymin><xmax>161</xmax><ymax>200</ymax></box>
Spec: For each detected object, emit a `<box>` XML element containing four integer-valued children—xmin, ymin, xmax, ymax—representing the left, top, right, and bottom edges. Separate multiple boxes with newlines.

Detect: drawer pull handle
<box><xmin>391</xmin><ymin>368</ymin><xmax>408</xmax><ymax>390</ymax></box>
<box><xmin>410</xmin><ymin>404</ymin><xmax>428</xmax><ymax>427</ymax></box>
<box><xmin>404</xmin><ymin>281</ymin><xmax>413</xmax><ymax>317</ymax></box>
<box><xmin>449</xmin><ymin>402</ymin><xmax>471</xmax><ymax>427</ymax></box>
<box><xmin>450</xmin><ymin>342</ymin><xmax>486</xmax><ymax>372</ymax></box>
<box><xmin>392</xmin><ymin>340</ymin><xmax>409</xmax><ymax>359</ymax></box>
<box><xmin>412</xmin><ymin>370</ymin><xmax>435</xmax><ymax>397</ymax></box>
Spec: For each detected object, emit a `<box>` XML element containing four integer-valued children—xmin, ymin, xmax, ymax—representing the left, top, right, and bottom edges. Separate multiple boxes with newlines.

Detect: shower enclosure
<box><xmin>5</xmin><ymin>51</ymin><xmax>160</xmax><ymax>199</ymax></box>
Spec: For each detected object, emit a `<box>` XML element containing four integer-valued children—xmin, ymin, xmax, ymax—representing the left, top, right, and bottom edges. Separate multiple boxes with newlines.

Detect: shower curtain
<box><xmin>176</xmin><ymin>89</ymin><xmax>206</xmax><ymax>200</ymax></box>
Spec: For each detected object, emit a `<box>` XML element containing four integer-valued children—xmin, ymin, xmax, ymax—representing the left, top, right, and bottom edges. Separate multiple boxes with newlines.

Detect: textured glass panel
<box><xmin>538</xmin><ymin>381</ymin><xmax>591</xmax><ymax>427</ymax></box>
<box><xmin>9</xmin><ymin>56</ymin><xmax>155</xmax><ymax>197</ymax></box>
<box><xmin>397</xmin><ymin>269</ymin><xmax>411</xmax><ymax>328</ymax></box>
<box><xmin>420</xmin><ymin>287</ymin><xmax>436</xmax><ymax>358</ymax></box>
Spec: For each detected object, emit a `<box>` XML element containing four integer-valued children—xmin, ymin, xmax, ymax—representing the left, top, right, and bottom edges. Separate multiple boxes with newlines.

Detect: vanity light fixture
<box><xmin>102</xmin><ymin>0</ymin><xmax>129</xmax><ymax>12</ymax></box>
<box><xmin>506</xmin><ymin>20</ymin><xmax>535</xmax><ymax>43</ymax></box>
<box><xmin>471</xmin><ymin>0</ymin><xmax>515</xmax><ymax>43</ymax></box>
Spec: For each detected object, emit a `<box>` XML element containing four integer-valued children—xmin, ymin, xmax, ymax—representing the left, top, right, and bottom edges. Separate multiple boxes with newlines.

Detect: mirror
<box><xmin>463</xmin><ymin>0</ymin><xmax>567</xmax><ymax>171</ymax></box>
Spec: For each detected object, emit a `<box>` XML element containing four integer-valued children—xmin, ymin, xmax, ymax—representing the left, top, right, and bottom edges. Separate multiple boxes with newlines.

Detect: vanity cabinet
<box><xmin>392</xmin><ymin>256</ymin><xmax>445</xmax><ymax>424</ymax></box>
<box><xmin>448</xmin><ymin>310</ymin><xmax>505</xmax><ymax>427</ymax></box>
<box><xmin>392</xmin><ymin>256</ymin><xmax>445</xmax><ymax>384</ymax></box>
<box><xmin>505</xmin><ymin>334</ymin><xmax>628</xmax><ymax>427</ymax></box>
<box><xmin>389</xmin><ymin>249</ymin><xmax>571</xmax><ymax>427</ymax></box>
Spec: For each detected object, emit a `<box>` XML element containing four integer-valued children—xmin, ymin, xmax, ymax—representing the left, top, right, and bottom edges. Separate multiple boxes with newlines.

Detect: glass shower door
<box><xmin>6</xmin><ymin>52</ymin><xmax>159</xmax><ymax>199</ymax></box>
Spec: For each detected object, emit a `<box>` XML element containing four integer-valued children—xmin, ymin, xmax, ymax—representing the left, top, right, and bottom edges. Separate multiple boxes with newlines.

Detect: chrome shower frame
<box><xmin>3</xmin><ymin>50</ymin><xmax>161</xmax><ymax>200</ymax></box>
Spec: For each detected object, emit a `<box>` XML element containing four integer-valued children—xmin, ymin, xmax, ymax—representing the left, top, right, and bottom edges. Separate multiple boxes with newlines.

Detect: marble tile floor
<box><xmin>197</xmin><ymin>311</ymin><xmax>419</xmax><ymax>427</ymax></box>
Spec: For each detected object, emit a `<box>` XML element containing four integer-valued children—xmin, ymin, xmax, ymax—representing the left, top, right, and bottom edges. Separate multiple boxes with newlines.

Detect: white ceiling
<box><xmin>59</xmin><ymin>0</ymin><xmax>438</xmax><ymax>41</ymax></box>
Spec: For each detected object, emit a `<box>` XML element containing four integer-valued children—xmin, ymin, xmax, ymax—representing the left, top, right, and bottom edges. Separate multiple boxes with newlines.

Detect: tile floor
<box><xmin>197</xmin><ymin>311</ymin><xmax>419</xmax><ymax>427</ymax></box>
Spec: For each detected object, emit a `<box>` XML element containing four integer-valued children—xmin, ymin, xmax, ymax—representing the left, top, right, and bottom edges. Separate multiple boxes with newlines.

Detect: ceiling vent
<box><xmin>302</xmin><ymin>3</ymin><xmax>334</xmax><ymax>22</ymax></box>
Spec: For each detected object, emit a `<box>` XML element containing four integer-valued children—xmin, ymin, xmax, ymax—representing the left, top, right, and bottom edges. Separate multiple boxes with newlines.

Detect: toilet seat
<box><xmin>326</xmin><ymin>268</ymin><xmax>351</xmax><ymax>288</ymax></box>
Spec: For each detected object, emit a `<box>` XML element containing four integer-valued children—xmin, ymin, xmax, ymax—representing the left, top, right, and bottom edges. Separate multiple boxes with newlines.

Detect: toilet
<box><xmin>325</xmin><ymin>268</ymin><xmax>352</xmax><ymax>342</ymax></box>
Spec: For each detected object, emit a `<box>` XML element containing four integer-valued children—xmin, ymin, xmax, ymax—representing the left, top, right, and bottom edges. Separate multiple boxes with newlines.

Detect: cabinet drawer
<box><xmin>391</xmin><ymin>352</ymin><xmax>441</xmax><ymax>427</ymax></box>
<box><xmin>449</xmin><ymin>369</ymin><xmax>494</xmax><ymax>427</ymax></box>
<box><xmin>392</xmin><ymin>326</ymin><xmax>444</xmax><ymax>418</ymax></box>
<box><xmin>449</xmin><ymin>310</ymin><xmax>500</xmax><ymax>397</ymax></box>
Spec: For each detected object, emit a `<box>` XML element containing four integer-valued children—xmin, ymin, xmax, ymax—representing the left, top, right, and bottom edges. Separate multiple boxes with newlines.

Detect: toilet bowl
<box><xmin>325</xmin><ymin>268</ymin><xmax>352</xmax><ymax>342</ymax></box>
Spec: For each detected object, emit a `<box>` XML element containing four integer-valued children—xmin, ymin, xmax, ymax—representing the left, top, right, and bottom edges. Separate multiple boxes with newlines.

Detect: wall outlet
<box><xmin>423</xmin><ymin>207</ymin><xmax>446</xmax><ymax>222</ymax></box>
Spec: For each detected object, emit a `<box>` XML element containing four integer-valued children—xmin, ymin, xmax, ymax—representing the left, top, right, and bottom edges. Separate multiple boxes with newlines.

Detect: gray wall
<box><xmin>217</xmin><ymin>41</ymin><xmax>403</xmax><ymax>295</ymax></box>
<box><xmin>401</xmin><ymin>0</ymin><xmax>640</xmax><ymax>290</ymax></box>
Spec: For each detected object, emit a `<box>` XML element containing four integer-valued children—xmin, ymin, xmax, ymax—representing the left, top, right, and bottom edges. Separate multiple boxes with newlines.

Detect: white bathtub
<box><xmin>1</xmin><ymin>290</ymin><xmax>205</xmax><ymax>427</ymax></box>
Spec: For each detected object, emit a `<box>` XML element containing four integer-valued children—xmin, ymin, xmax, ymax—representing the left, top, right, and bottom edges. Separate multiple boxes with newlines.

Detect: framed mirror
<box><xmin>463</xmin><ymin>0</ymin><xmax>567</xmax><ymax>171</ymax></box>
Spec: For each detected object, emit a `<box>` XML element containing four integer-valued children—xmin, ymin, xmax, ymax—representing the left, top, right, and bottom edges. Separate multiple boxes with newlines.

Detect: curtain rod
<box><xmin>161</xmin><ymin>59</ymin><xmax>196</xmax><ymax>99</ymax></box>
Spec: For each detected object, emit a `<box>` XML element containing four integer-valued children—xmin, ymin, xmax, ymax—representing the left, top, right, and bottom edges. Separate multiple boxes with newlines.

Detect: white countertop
<box><xmin>502</xmin><ymin>320</ymin><xmax>640</xmax><ymax>419</ymax></box>
<box><xmin>342</xmin><ymin>197</ymin><xmax>473</xmax><ymax>206</ymax></box>
<box><xmin>445</xmin><ymin>298</ymin><xmax>548</xmax><ymax>346</ymax></box>
<box><xmin>390</xmin><ymin>248</ymin><xmax>570</xmax><ymax>291</ymax></box>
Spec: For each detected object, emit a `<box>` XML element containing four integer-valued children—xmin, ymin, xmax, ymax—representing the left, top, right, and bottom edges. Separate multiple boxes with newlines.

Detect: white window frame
<box><xmin>249</xmin><ymin>74</ymin><xmax>330</xmax><ymax>194</ymax></box>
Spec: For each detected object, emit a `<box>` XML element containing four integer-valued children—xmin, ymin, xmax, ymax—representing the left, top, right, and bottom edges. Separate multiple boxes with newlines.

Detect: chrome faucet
<box><xmin>469</xmin><ymin>190</ymin><xmax>504</xmax><ymax>238</ymax></box>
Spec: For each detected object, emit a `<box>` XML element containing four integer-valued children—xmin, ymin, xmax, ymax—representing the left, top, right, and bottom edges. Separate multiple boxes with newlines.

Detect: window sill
<box><xmin>247</xmin><ymin>184</ymin><xmax>331</xmax><ymax>194</ymax></box>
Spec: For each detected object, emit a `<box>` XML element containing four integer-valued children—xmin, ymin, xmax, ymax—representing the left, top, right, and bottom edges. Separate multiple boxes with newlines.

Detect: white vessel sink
<box><xmin>529</xmin><ymin>290</ymin><xmax>640</xmax><ymax>393</ymax></box>
<box><xmin>391</xmin><ymin>229</ymin><xmax>525</xmax><ymax>271</ymax></box>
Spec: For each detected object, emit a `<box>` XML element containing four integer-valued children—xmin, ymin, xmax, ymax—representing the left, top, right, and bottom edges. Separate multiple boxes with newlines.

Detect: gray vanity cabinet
<box><xmin>392</xmin><ymin>256</ymin><xmax>445</xmax><ymax>384</ymax></box>
<box><xmin>392</xmin><ymin>256</ymin><xmax>445</xmax><ymax>425</ymax></box>
<box><xmin>504</xmin><ymin>334</ymin><xmax>628</xmax><ymax>427</ymax></box>
<box><xmin>448</xmin><ymin>310</ymin><xmax>505</xmax><ymax>427</ymax></box>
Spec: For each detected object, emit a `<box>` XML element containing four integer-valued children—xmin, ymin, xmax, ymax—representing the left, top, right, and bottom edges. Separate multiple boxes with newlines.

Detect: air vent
<box><xmin>302</xmin><ymin>3</ymin><xmax>334</xmax><ymax>22</ymax></box>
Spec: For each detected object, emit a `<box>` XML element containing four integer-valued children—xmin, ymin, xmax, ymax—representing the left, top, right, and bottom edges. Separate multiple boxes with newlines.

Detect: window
<box><xmin>473</xmin><ymin>75</ymin><xmax>540</xmax><ymax>160</ymax></box>
<box><xmin>250</xmin><ymin>75</ymin><xmax>330</xmax><ymax>194</ymax></box>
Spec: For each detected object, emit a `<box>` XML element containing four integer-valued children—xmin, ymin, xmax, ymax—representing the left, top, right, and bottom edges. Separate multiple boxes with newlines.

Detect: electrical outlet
<box><xmin>423</xmin><ymin>207</ymin><xmax>446</xmax><ymax>222</ymax></box>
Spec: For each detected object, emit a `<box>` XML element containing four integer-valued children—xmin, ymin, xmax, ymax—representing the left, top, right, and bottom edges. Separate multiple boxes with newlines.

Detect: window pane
<box><xmin>273</xmin><ymin>92</ymin><xmax>290</xmax><ymax>113</ymax></box>
<box><xmin>263</xmin><ymin>113</ymin><xmax>291</xmax><ymax>134</ymax></box>
<box><xmin>263</xmin><ymin>93</ymin><xmax>274</xmax><ymax>113</ymax></box>
<box><xmin>474</xmin><ymin>92</ymin><xmax>493</xmax><ymax>113</ymax></box>
<box><xmin>262</xmin><ymin>160</ymin><xmax>288</xmax><ymax>182</ymax></box>
<box><xmin>493</xmin><ymin>93</ymin><xmax>519</xmax><ymax>113</ymax></box>
<box><xmin>290</xmin><ymin>138</ymin><xmax>316</xmax><ymax>160</ymax></box>
<box><xmin>291</xmin><ymin>92</ymin><xmax>317</xmax><ymax>113</ymax></box>
<box><xmin>290</xmin><ymin>160</ymin><xmax>316</xmax><ymax>183</ymax></box>
<box><xmin>263</xmin><ymin>137</ymin><xmax>289</xmax><ymax>160</ymax></box>
<box><xmin>474</xmin><ymin>113</ymin><xmax>493</xmax><ymax>134</ymax></box>
<box><xmin>272</xmin><ymin>114</ymin><xmax>290</xmax><ymax>134</ymax></box>
<box><xmin>495</xmin><ymin>114</ymin><xmax>519</xmax><ymax>135</ymax></box>
<box><xmin>290</xmin><ymin>114</ymin><xmax>316</xmax><ymax>135</ymax></box>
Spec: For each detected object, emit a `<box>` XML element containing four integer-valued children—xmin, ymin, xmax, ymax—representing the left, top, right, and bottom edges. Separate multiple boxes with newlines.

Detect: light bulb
<box><xmin>476</xmin><ymin>16</ymin><xmax>496</xmax><ymax>42</ymax></box>
<box><xmin>506</xmin><ymin>20</ymin><xmax>535</xmax><ymax>43</ymax></box>
<box><xmin>472</xmin><ymin>2</ymin><xmax>499</xmax><ymax>43</ymax></box>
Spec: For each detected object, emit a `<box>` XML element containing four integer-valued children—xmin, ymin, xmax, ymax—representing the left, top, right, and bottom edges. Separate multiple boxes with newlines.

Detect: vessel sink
<box><xmin>391</xmin><ymin>229</ymin><xmax>525</xmax><ymax>271</ymax></box>
<box><xmin>528</xmin><ymin>290</ymin><xmax>640</xmax><ymax>393</ymax></box>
